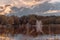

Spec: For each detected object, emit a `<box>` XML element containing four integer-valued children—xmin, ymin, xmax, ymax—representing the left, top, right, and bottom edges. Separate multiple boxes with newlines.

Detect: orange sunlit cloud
<box><xmin>19</xmin><ymin>0</ymin><xmax>49</xmax><ymax>7</ymax></box>
<box><xmin>44</xmin><ymin>10</ymin><xmax>60</xmax><ymax>14</ymax></box>
<box><xmin>0</xmin><ymin>5</ymin><xmax>13</xmax><ymax>15</ymax></box>
<box><xmin>0</xmin><ymin>0</ymin><xmax>60</xmax><ymax>15</ymax></box>
<box><xmin>0</xmin><ymin>0</ymin><xmax>49</xmax><ymax>15</ymax></box>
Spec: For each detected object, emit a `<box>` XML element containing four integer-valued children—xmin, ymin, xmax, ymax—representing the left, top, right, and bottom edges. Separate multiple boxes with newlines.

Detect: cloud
<box><xmin>0</xmin><ymin>0</ymin><xmax>59</xmax><ymax>8</ymax></box>
<box><xmin>49</xmin><ymin>0</ymin><xmax>60</xmax><ymax>3</ymax></box>
<box><xmin>0</xmin><ymin>0</ymin><xmax>50</xmax><ymax>15</ymax></box>
<box><xmin>12</xmin><ymin>0</ymin><xmax>50</xmax><ymax>8</ymax></box>
<box><xmin>0</xmin><ymin>0</ymin><xmax>50</xmax><ymax>7</ymax></box>
<box><xmin>0</xmin><ymin>5</ymin><xmax>12</xmax><ymax>15</ymax></box>
<box><xmin>44</xmin><ymin>10</ymin><xmax>60</xmax><ymax>14</ymax></box>
<box><xmin>8</xmin><ymin>2</ymin><xmax>53</xmax><ymax>16</ymax></box>
<box><xmin>0</xmin><ymin>0</ymin><xmax>12</xmax><ymax>6</ymax></box>
<box><xmin>8</xmin><ymin>2</ymin><xmax>60</xmax><ymax>16</ymax></box>
<box><xmin>0</xmin><ymin>0</ymin><xmax>60</xmax><ymax>16</ymax></box>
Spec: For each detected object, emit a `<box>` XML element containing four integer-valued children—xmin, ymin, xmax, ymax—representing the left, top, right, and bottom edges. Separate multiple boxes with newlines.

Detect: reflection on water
<box><xmin>0</xmin><ymin>36</ymin><xmax>13</xmax><ymax>40</ymax></box>
<box><xmin>1</xmin><ymin>34</ymin><xmax>60</xmax><ymax>40</ymax></box>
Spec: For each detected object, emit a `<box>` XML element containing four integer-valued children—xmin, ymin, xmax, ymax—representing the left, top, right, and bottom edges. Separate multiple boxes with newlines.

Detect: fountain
<box><xmin>36</xmin><ymin>20</ymin><xmax>44</xmax><ymax>34</ymax></box>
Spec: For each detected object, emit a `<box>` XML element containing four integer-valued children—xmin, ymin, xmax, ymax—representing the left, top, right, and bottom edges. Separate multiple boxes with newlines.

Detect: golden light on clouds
<box><xmin>0</xmin><ymin>0</ymin><xmax>49</xmax><ymax>15</ymax></box>
<box><xmin>44</xmin><ymin>10</ymin><xmax>60</xmax><ymax>14</ymax></box>
<box><xmin>11</xmin><ymin>0</ymin><xmax>50</xmax><ymax>8</ymax></box>
<box><xmin>20</xmin><ymin>0</ymin><xmax>40</xmax><ymax>6</ymax></box>
<box><xmin>0</xmin><ymin>5</ymin><xmax>12</xmax><ymax>15</ymax></box>
<box><xmin>19</xmin><ymin>0</ymin><xmax>49</xmax><ymax>7</ymax></box>
<box><xmin>0</xmin><ymin>0</ymin><xmax>60</xmax><ymax>15</ymax></box>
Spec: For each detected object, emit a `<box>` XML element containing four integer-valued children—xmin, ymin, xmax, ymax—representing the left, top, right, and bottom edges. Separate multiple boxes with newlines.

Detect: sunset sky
<box><xmin>0</xmin><ymin>0</ymin><xmax>60</xmax><ymax>16</ymax></box>
<box><xmin>0</xmin><ymin>0</ymin><xmax>59</xmax><ymax>6</ymax></box>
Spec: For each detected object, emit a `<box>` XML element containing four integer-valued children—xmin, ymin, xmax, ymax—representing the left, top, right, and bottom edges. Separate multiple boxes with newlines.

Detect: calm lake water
<box><xmin>1</xmin><ymin>34</ymin><xmax>60</xmax><ymax>40</ymax></box>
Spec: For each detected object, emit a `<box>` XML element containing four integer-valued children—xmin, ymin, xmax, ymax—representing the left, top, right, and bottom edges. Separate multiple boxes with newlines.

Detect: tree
<box><xmin>28</xmin><ymin>15</ymin><xmax>37</xmax><ymax>25</ymax></box>
<box><xmin>20</xmin><ymin>16</ymin><xmax>28</xmax><ymax>24</ymax></box>
<box><xmin>0</xmin><ymin>15</ymin><xmax>8</xmax><ymax>25</ymax></box>
<box><xmin>7</xmin><ymin>16</ymin><xmax>14</xmax><ymax>24</ymax></box>
<box><xmin>13</xmin><ymin>16</ymin><xmax>20</xmax><ymax>25</ymax></box>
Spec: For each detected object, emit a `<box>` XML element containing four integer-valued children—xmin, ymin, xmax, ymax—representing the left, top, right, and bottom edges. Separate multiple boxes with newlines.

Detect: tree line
<box><xmin>0</xmin><ymin>15</ymin><xmax>60</xmax><ymax>37</ymax></box>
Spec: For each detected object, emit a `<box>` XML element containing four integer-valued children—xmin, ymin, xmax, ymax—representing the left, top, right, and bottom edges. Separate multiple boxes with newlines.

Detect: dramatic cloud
<box><xmin>0</xmin><ymin>5</ymin><xmax>13</xmax><ymax>15</ymax></box>
<box><xmin>10</xmin><ymin>2</ymin><xmax>60</xmax><ymax>16</ymax></box>
<box><xmin>8</xmin><ymin>2</ymin><xmax>54</xmax><ymax>16</ymax></box>
<box><xmin>0</xmin><ymin>0</ymin><xmax>60</xmax><ymax>15</ymax></box>
<box><xmin>0</xmin><ymin>0</ymin><xmax>50</xmax><ymax>7</ymax></box>
<box><xmin>0</xmin><ymin>0</ymin><xmax>50</xmax><ymax>15</ymax></box>
<box><xmin>13</xmin><ymin>0</ymin><xmax>49</xmax><ymax>8</ymax></box>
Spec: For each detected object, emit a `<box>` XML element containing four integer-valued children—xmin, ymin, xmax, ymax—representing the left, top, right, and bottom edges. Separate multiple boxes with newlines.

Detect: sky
<box><xmin>49</xmin><ymin>0</ymin><xmax>60</xmax><ymax>3</ymax></box>
<box><xmin>0</xmin><ymin>0</ymin><xmax>60</xmax><ymax>7</ymax></box>
<box><xmin>0</xmin><ymin>0</ymin><xmax>60</xmax><ymax>15</ymax></box>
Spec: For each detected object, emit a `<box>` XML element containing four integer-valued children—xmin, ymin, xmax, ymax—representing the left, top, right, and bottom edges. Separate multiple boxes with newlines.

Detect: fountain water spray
<box><xmin>36</xmin><ymin>20</ymin><xmax>44</xmax><ymax>34</ymax></box>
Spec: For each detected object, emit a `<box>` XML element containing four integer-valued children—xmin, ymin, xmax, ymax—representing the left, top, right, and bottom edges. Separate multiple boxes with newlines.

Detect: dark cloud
<box><xmin>7</xmin><ymin>2</ymin><xmax>60</xmax><ymax>16</ymax></box>
<box><xmin>51</xmin><ymin>2</ymin><xmax>60</xmax><ymax>10</ymax></box>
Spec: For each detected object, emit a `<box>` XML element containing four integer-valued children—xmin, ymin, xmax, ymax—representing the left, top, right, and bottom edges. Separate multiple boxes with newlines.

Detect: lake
<box><xmin>0</xmin><ymin>34</ymin><xmax>60</xmax><ymax>40</ymax></box>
